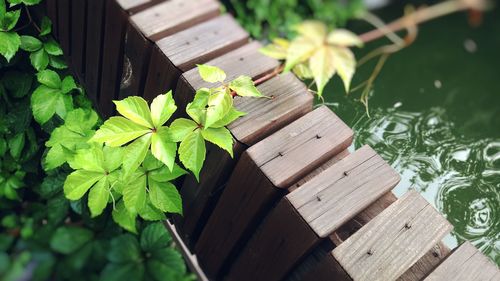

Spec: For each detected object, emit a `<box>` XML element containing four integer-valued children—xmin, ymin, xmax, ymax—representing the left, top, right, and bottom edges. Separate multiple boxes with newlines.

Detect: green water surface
<box><xmin>322</xmin><ymin>5</ymin><xmax>500</xmax><ymax>264</ymax></box>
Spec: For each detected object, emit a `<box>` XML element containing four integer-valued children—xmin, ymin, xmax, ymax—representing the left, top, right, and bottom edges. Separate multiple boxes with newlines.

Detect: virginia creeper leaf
<box><xmin>151</xmin><ymin>127</ymin><xmax>176</xmax><ymax>171</ymax></box>
<box><xmin>150</xmin><ymin>91</ymin><xmax>176</xmax><ymax>128</ymax></box>
<box><xmin>201</xmin><ymin>127</ymin><xmax>234</xmax><ymax>157</ymax></box>
<box><xmin>122</xmin><ymin>134</ymin><xmax>151</xmax><ymax>180</ymax></box>
<box><xmin>112</xmin><ymin>201</ymin><xmax>137</xmax><ymax>234</ymax></box>
<box><xmin>327</xmin><ymin>29</ymin><xmax>363</xmax><ymax>47</ymax></box>
<box><xmin>123</xmin><ymin>173</ymin><xmax>147</xmax><ymax>214</ymax></box>
<box><xmin>197</xmin><ymin>64</ymin><xmax>226</xmax><ymax>83</ymax></box>
<box><xmin>205</xmin><ymin>90</ymin><xmax>232</xmax><ymax>128</ymax></box>
<box><xmin>210</xmin><ymin>107</ymin><xmax>246</xmax><ymax>128</ymax></box>
<box><xmin>179</xmin><ymin>129</ymin><xmax>205</xmax><ymax>181</ymax></box>
<box><xmin>229</xmin><ymin>76</ymin><xmax>263</xmax><ymax>98</ymax></box>
<box><xmin>284</xmin><ymin>37</ymin><xmax>317</xmax><ymax>72</ymax></box>
<box><xmin>90</xmin><ymin>116</ymin><xmax>150</xmax><ymax>147</ymax></box>
<box><xmin>63</xmin><ymin>170</ymin><xmax>104</xmax><ymax>200</ymax></box>
<box><xmin>169</xmin><ymin>118</ymin><xmax>197</xmax><ymax>142</ymax></box>
<box><xmin>309</xmin><ymin>46</ymin><xmax>336</xmax><ymax>97</ymax></box>
<box><xmin>149</xmin><ymin>180</ymin><xmax>182</xmax><ymax>214</ymax></box>
<box><xmin>114</xmin><ymin>96</ymin><xmax>153</xmax><ymax>128</ymax></box>
<box><xmin>88</xmin><ymin>177</ymin><xmax>109</xmax><ymax>217</ymax></box>
<box><xmin>331</xmin><ymin>46</ymin><xmax>356</xmax><ymax>92</ymax></box>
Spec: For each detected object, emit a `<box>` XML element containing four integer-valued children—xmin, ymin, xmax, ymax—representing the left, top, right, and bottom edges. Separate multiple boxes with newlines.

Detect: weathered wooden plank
<box><xmin>174</xmin><ymin>41</ymin><xmax>280</xmax><ymax>118</ymax></box>
<box><xmin>70</xmin><ymin>0</ymin><xmax>87</xmax><ymax>81</ymax></box>
<box><xmin>118</xmin><ymin>0</ymin><xmax>220</xmax><ymax>100</ymax></box>
<box><xmin>46</xmin><ymin>0</ymin><xmax>58</xmax><ymax>38</ymax></box>
<box><xmin>143</xmin><ymin>15</ymin><xmax>249</xmax><ymax>102</ymax></box>
<box><xmin>288</xmin><ymin>145</ymin><xmax>400</xmax><ymax>237</ymax></box>
<box><xmin>195</xmin><ymin>106</ymin><xmax>353</xmax><ymax>279</ymax></box>
<box><xmin>98</xmin><ymin>0</ymin><xmax>161</xmax><ymax>117</ymax></box>
<box><xmin>226</xmin><ymin>146</ymin><xmax>399</xmax><ymax>281</ymax></box>
<box><xmin>178</xmin><ymin>73</ymin><xmax>313</xmax><ymax>249</ymax></box>
<box><xmin>423</xmin><ymin>241</ymin><xmax>499</xmax><ymax>281</ymax></box>
<box><xmin>332</xmin><ymin>190</ymin><xmax>453</xmax><ymax>281</ymax></box>
<box><xmin>56</xmin><ymin>0</ymin><xmax>70</xmax><ymax>56</ymax></box>
<box><xmin>84</xmin><ymin>0</ymin><xmax>106</xmax><ymax>102</ymax></box>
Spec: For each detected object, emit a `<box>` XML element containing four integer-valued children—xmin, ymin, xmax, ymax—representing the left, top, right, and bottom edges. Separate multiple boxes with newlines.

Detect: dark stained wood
<box><xmin>288</xmin><ymin>145</ymin><xmax>401</xmax><ymax>237</ymax></box>
<box><xmin>46</xmin><ymin>0</ymin><xmax>58</xmax><ymax>38</ymax></box>
<box><xmin>332</xmin><ymin>190</ymin><xmax>453</xmax><ymax>281</ymax></box>
<box><xmin>70</xmin><ymin>0</ymin><xmax>87</xmax><ymax>81</ymax></box>
<box><xmin>195</xmin><ymin>106</ymin><xmax>353</xmax><ymax>279</ymax></box>
<box><xmin>178</xmin><ymin>73</ymin><xmax>313</xmax><ymax>249</ymax></box>
<box><xmin>56</xmin><ymin>0</ymin><xmax>70</xmax><ymax>56</ymax></box>
<box><xmin>84</xmin><ymin>0</ymin><xmax>106</xmax><ymax>102</ymax></box>
<box><xmin>423</xmin><ymin>241</ymin><xmax>499</xmax><ymax>281</ymax></box>
<box><xmin>226</xmin><ymin>146</ymin><xmax>399</xmax><ymax>281</ymax></box>
<box><xmin>118</xmin><ymin>0</ymin><xmax>220</xmax><ymax>100</ymax></box>
<box><xmin>291</xmin><ymin>250</ymin><xmax>352</xmax><ymax>281</ymax></box>
<box><xmin>225</xmin><ymin>199</ymin><xmax>319</xmax><ymax>281</ymax></box>
<box><xmin>143</xmin><ymin>15</ymin><xmax>249</xmax><ymax>102</ymax></box>
<box><xmin>174</xmin><ymin>41</ymin><xmax>280</xmax><ymax>117</ymax></box>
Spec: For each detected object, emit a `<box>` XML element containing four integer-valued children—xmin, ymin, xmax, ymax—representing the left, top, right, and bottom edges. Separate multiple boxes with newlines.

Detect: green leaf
<box><xmin>150</xmin><ymin>91</ymin><xmax>176</xmax><ymax>128</ymax></box>
<box><xmin>138</xmin><ymin>198</ymin><xmax>166</xmax><ymax>221</ymax></box>
<box><xmin>102</xmin><ymin>145</ymin><xmax>124</xmax><ymax>172</ymax></box>
<box><xmin>63</xmin><ymin>170</ymin><xmax>104</xmax><ymax>200</ymax></box>
<box><xmin>0</xmin><ymin>31</ymin><xmax>20</xmax><ymax>62</ymax></box>
<box><xmin>64</xmin><ymin>108</ymin><xmax>99</xmax><ymax>135</ymax></box>
<box><xmin>201</xmin><ymin>127</ymin><xmax>234</xmax><ymax>157</ymax></box>
<box><xmin>37</xmin><ymin>69</ymin><xmax>61</xmax><ymax>88</ymax></box>
<box><xmin>123</xmin><ymin>173</ymin><xmax>147</xmax><ymax>214</ymax></box>
<box><xmin>47</xmin><ymin>194</ymin><xmax>69</xmax><ymax>225</ymax></box>
<box><xmin>49</xmin><ymin>55</ymin><xmax>67</xmax><ymax>69</ymax></box>
<box><xmin>151</xmin><ymin>127</ymin><xmax>176</xmax><ymax>171</ymax></box>
<box><xmin>2</xmin><ymin>71</ymin><xmax>32</xmax><ymax>98</ymax></box>
<box><xmin>210</xmin><ymin>107</ymin><xmax>246</xmax><ymax>128</ymax></box>
<box><xmin>30</xmin><ymin>48</ymin><xmax>49</xmax><ymax>71</ymax></box>
<box><xmin>90</xmin><ymin>116</ymin><xmax>150</xmax><ymax>147</ymax></box>
<box><xmin>19</xmin><ymin>35</ymin><xmax>42</xmax><ymax>52</ymax></box>
<box><xmin>8</xmin><ymin>132</ymin><xmax>24</xmax><ymax>159</ymax></box>
<box><xmin>327</xmin><ymin>29</ymin><xmax>363</xmax><ymax>47</ymax></box>
<box><xmin>112</xmin><ymin>201</ymin><xmax>137</xmax><ymax>233</ymax></box>
<box><xmin>114</xmin><ymin>96</ymin><xmax>154</xmax><ymax>128</ymax></box>
<box><xmin>205</xmin><ymin>90</ymin><xmax>232</xmax><ymax>128</ymax></box>
<box><xmin>0</xmin><ymin>9</ymin><xmax>20</xmax><ymax>31</ymax></box>
<box><xmin>149</xmin><ymin>248</ymin><xmax>186</xmax><ymax>278</ymax></box>
<box><xmin>186</xmin><ymin>88</ymin><xmax>210</xmax><ymax>124</ymax></box>
<box><xmin>122</xmin><ymin>134</ymin><xmax>151</xmax><ymax>179</ymax></box>
<box><xmin>31</xmin><ymin>85</ymin><xmax>61</xmax><ymax>124</ymax></box>
<box><xmin>101</xmin><ymin>263</ymin><xmax>144</xmax><ymax>281</ymax></box>
<box><xmin>259</xmin><ymin>38</ymin><xmax>289</xmax><ymax>60</ymax></box>
<box><xmin>140</xmin><ymin>222</ymin><xmax>171</xmax><ymax>252</ymax></box>
<box><xmin>169</xmin><ymin>118</ymin><xmax>198</xmax><ymax>142</ymax></box>
<box><xmin>148</xmin><ymin>163</ymin><xmax>187</xmax><ymax>183</ymax></box>
<box><xmin>229</xmin><ymin>75</ymin><xmax>263</xmax><ymax>97</ymax></box>
<box><xmin>50</xmin><ymin>226</ymin><xmax>93</xmax><ymax>254</ymax></box>
<box><xmin>149</xmin><ymin>180</ymin><xmax>182</xmax><ymax>214</ymax></box>
<box><xmin>331</xmin><ymin>46</ymin><xmax>356</xmax><ymax>92</ymax></box>
<box><xmin>61</xmin><ymin>76</ymin><xmax>77</xmax><ymax>94</ymax></box>
<box><xmin>39</xmin><ymin>16</ymin><xmax>51</xmax><ymax>36</ymax></box>
<box><xmin>284</xmin><ymin>37</ymin><xmax>317</xmax><ymax>72</ymax></box>
<box><xmin>179</xmin><ymin>130</ymin><xmax>205</xmax><ymax>181</ymax></box>
<box><xmin>69</xmin><ymin>146</ymin><xmax>105</xmax><ymax>172</ymax></box>
<box><xmin>43</xmin><ymin>38</ymin><xmax>63</xmax><ymax>55</ymax></box>
<box><xmin>197</xmin><ymin>64</ymin><xmax>226</xmax><ymax>83</ymax></box>
<box><xmin>108</xmin><ymin>234</ymin><xmax>141</xmax><ymax>263</ymax></box>
<box><xmin>309</xmin><ymin>46</ymin><xmax>336</xmax><ymax>97</ymax></box>
<box><xmin>88</xmin><ymin>177</ymin><xmax>109</xmax><ymax>217</ymax></box>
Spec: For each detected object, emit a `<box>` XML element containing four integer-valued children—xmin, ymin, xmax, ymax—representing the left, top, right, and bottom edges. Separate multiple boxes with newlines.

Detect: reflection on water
<box><xmin>346</xmin><ymin>106</ymin><xmax>500</xmax><ymax>264</ymax></box>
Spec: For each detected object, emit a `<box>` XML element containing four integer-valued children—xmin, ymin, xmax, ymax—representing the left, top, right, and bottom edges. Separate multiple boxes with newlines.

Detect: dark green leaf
<box><xmin>107</xmin><ymin>234</ymin><xmax>141</xmax><ymax>263</ymax></box>
<box><xmin>39</xmin><ymin>16</ymin><xmax>51</xmax><ymax>36</ymax></box>
<box><xmin>140</xmin><ymin>222</ymin><xmax>172</xmax><ymax>252</ymax></box>
<box><xmin>43</xmin><ymin>38</ymin><xmax>63</xmax><ymax>55</ymax></box>
<box><xmin>50</xmin><ymin>226</ymin><xmax>93</xmax><ymax>254</ymax></box>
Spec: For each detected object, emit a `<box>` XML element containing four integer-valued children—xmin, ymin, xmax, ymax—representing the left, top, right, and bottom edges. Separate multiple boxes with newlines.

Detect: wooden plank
<box><xmin>70</xmin><ymin>0</ymin><xmax>87</xmax><ymax>81</ymax></box>
<box><xmin>46</xmin><ymin>0</ymin><xmax>58</xmax><ymax>38</ymax></box>
<box><xmin>288</xmin><ymin>145</ymin><xmax>400</xmax><ymax>237</ymax></box>
<box><xmin>178</xmin><ymin>73</ymin><xmax>313</xmax><ymax>249</ymax></box>
<box><xmin>84</xmin><ymin>0</ymin><xmax>106</xmax><ymax>102</ymax></box>
<box><xmin>118</xmin><ymin>0</ymin><xmax>220</xmax><ymax>100</ymax></box>
<box><xmin>143</xmin><ymin>15</ymin><xmax>249</xmax><ymax>102</ymax></box>
<box><xmin>332</xmin><ymin>190</ymin><xmax>453</xmax><ymax>281</ymax></box>
<box><xmin>98</xmin><ymin>0</ymin><xmax>162</xmax><ymax>117</ymax></box>
<box><xmin>174</xmin><ymin>41</ymin><xmax>280</xmax><ymax>118</ymax></box>
<box><xmin>195</xmin><ymin>106</ymin><xmax>353</xmax><ymax>279</ymax></box>
<box><xmin>423</xmin><ymin>241</ymin><xmax>499</xmax><ymax>281</ymax></box>
<box><xmin>56</xmin><ymin>0</ymin><xmax>70</xmax><ymax>56</ymax></box>
<box><xmin>226</xmin><ymin>146</ymin><xmax>399</xmax><ymax>281</ymax></box>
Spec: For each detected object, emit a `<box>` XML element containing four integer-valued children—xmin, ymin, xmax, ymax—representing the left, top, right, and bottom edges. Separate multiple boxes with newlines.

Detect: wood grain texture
<box><xmin>174</xmin><ymin>41</ymin><xmax>280</xmax><ymax>117</ymax></box>
<box><xmin>333</xmin><ymin>190</ymin><xmax>453</xmax><ymax>281</ymax></box>
<box><xmin>288</xmin><ymin>145</ymin><xmax>400</xmax><ymax>237</ymax></box>
<box><xmin>117</xmin><ymin>0</ymin><xmax>162</xmax><ymax>13</ymax></box>
<box><xmin>423</xmin><ymin>241</ymin><xmax>499</xmax><ymax>281</ymax></box>
<box><xmin>195</xmin><ymin>106</ymin><xmax>353</xmax><ymax>278</ymax></box>
<box><xmin>143</xmin><ymin>15</ymin><xmax>249</xmax><ymax>101</ymax></box>
<box><xmin>130</xmin><ymin>0</ymin><xmax>221</xmax><ymax>41</ymax></box>
<box><xmin>70</xmin><ymin>0</ymin><xmax>87</xmax><ymax>81</ymax></box>
<box><xmin>85</xmin><ymin>0</ymin><xmax>106</xmax><ymax>102</ymax></box>
<box><xmin>178</xmin><ymin>72</ymin><xmax>312</xmax><ymax>249</ymax></box>
<box><xmin>248</xmin><ymin>105</ymin><xmax>353</xmax><ymax>188</ymax></box>
<box><xmin>56</xmin><ymin>0</ymin><xmax>70</xmax><ymax>56</ymax></box>
<box><xmin>225</xmin><ymin>198</ymin><xmax>319</xmax><ymax>281</ymax></box>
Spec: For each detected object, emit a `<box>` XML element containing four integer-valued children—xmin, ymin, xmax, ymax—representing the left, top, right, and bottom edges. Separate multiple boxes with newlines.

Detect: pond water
<box><xmin>322</xmin><ymin>5</ymin><xmax>500</xmax><ymax>264</ymax></box>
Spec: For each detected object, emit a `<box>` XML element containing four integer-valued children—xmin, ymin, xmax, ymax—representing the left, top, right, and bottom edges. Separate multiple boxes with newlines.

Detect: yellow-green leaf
<box><xmin>169</xmin><ymin>118</ymin><xmax>198</xmax><ymax>142</ymax></box>
<box><xmin>64</xmin><ymin>170</ymin><xmax>104</xmax><ymax>201</ymax></box>
<box><xmin>150</xmin><ymin>91</ymin><xmax>176</xmax><ymax>128</ymax></box>
<box><xmin>259</xmin><ymin>38</ymin><xmax>289</xmax><ymax>60</ymax></box>
<box><xmin>114</xmin><ymin>96</ymin><xmax>153</xmax><ymax>128</ymax></box>
<box><xmin>327</xmin><ymin>29</ymin><xmax>363</xmax><ymax>47</ymax></box>
<box><xmin>90</xmin><ymin>116</ymin><xmax>150</xmax><ymax>147</ymax></box>
<box><xmin>210</xmin><ymin>107</ymin><xmax>246</xmax><ymax>128</ymax></box>
<box><xmin>284</xmin><ymin>37</ymin><xmax>317</xmax><ymax>72</ymax></box>
<box><xmin>205</xmin><ymin>90</ymin><xmax>232</xmax><ymax>128</ymax></box>
<box><xmin>88</xmin><ymin>177</ymin><xmax>109</xmax><ymax>217</ymax></box>
<box><xmin>197</xmin><ymin>64</ymin><xmax>226</xmax><ymax>83</ymax></box>
<box><xmin>123</xmin><ymin>173</ymin><xmax>147</xmax><ymax>214</ymax></box>
<box><xmin>295</xmin><ymin>21</ymin><xmax>327</xmax><ymax>45</ymax></box>
<box><xmin>122</xmin><ymin>134</ymin><xmax>152</xmax><ymax>179</ymax></box>
<box><xmin>292</xmin><ymin>63</ymin><xmax>314</xmax><ymax>79</ymax></box>
<box><xmin>149</xmin><ymin>180</ymin><xmax>182</xmax><ymax>214</ymax></box>
<box><xmin>309</xmin><ymin>46</ymin><xmax>336</xmax><ymax>97</ymax></box>
<box><xmin>151</xmin><ymin>127</ymin><xmax>177</xmax><ymax>171</ymax></box>
<box><xmin>112</xmin><ymin>201</ymin><xmax>137</xmax><ymax>234</ymax></box>
<box><xmin>331</xmin><ymin>46</ymin><xmax>356</xmax><ymax>92</ymax></box>
<box><xmin>179</xmin><ymin>130</ymin><xmax>205</xmax><ymax>181</ymax></box>
<box><xmin>229</xmin><ymin>76</ymin><xmax>263</xmax><ymax>98</ymax></box>
<box><xmin>201</xmin><ymin>127</ymin><xmax>234</xmax><ymax>158</ymax></box>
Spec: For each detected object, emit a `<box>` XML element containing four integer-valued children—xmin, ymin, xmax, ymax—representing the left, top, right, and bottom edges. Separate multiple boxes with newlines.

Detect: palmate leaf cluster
<box><xmin>0</xmin><ymin>0</ymin><xmax>192</xmax><ymax>280</ymax></box>
<box><xmin>260</xmin><ymin>20</ymin><xmax>363</xmax><ymax>97</ymax></box>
